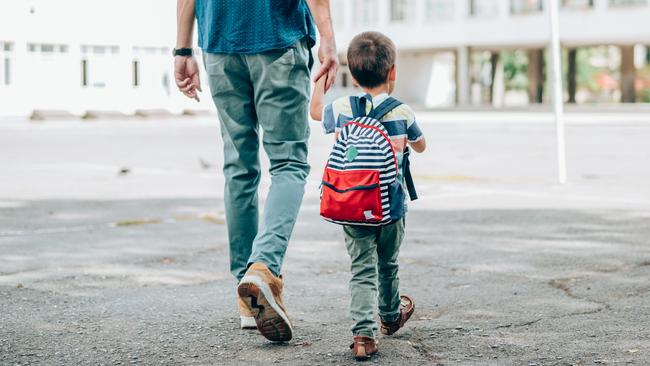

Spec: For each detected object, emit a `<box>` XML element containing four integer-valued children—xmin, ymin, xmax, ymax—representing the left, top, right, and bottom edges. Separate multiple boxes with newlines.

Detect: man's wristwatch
<box><xmin>173</xmin><ymin>48</ymin><xmax>193</xmax><ymax>57</ymax></box>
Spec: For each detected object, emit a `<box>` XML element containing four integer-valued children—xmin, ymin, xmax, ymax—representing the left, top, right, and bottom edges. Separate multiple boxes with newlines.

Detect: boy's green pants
<box><xmin>344</xmin><ymin>219</ymin><xmax>405</xmax><ymax>337</ymax></box>
<box><xmin>203</xmin><ymin>40</ymin><xmax>311</xmax><ymax>281</ymax></box>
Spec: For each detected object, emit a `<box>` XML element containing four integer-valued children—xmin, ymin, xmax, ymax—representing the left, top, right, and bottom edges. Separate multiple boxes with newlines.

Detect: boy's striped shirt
<box><xmin>322</xmin><ymin>93</ymin><xmax>423</xmax><ymax>184</ymax></box>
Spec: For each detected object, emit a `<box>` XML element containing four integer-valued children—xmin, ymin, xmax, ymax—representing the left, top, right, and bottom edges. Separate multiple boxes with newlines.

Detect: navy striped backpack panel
<box><xmin>320</xmin><ymin>96</ymin><xmax>407</xmax><ymax>226</ymax></box>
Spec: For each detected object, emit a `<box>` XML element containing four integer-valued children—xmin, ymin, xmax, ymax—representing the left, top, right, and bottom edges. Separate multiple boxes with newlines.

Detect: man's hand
<box><xmin>313</xmin><ymin>35</ymin><xmax>339</xmax><ymax>92</ymax></box>
<box><xmin>306</xmin><ymin>0</ymin><xmax>338</xmax><ymax>92</ymax></box>
<box><xmin>175</xmin><ymin>56</ymin><xmax>202</xmax><ymax>102</ymax></box>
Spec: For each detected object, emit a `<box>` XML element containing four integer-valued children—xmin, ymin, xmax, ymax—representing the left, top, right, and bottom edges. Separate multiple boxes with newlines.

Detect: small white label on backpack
<box><xmin>364</xmin><ymin>210</ymin><xmax>375</xmax><ymax>220</ymax></box>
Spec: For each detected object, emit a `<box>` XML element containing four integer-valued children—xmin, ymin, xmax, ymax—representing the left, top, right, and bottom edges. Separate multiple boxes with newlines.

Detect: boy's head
<box><xmin>347</xmin><ymin>31</ymin><xmax>397</xmax><ymax>90</ymax></box>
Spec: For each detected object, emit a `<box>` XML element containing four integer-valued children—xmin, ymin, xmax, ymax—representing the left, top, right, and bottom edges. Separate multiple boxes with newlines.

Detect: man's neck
<box><xmin>362</xmin><ymin>84</ymin><xmax>390</xmax><ymax>98</ymax></box>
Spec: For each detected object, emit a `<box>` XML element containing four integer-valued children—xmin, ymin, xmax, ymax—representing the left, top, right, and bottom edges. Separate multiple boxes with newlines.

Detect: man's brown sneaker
<box><xmin>350</xmin><ymin>336</ymin><xmax>378</xmax><ymax>360</ymax></box>
<box><xmin>237</xmin><ymin>263</ymin><xmax>293</xmax><ymax>342</ymax></box>
<box><xmin>237</xmin><ymin>296</ymin><xmax>257</xmax><ymax>329</ymax></box>
<box><xmin>380</xmin><ymin>295</ymin><xmax>415</xmax><ymax>336</ymax></box>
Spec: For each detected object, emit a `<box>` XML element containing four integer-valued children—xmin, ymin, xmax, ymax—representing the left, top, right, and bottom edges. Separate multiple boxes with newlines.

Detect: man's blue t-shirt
<box><xmin>195</xmin><ymin>0</ymin><xmax>316</xmax><ymax>54</ymax></box>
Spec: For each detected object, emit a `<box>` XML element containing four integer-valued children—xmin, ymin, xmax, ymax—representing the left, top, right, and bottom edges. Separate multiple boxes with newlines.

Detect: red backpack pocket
<box><xmin>320</xmin><ymin>167</ymin><xmax>383</xmax><ymax>223</ymax></box>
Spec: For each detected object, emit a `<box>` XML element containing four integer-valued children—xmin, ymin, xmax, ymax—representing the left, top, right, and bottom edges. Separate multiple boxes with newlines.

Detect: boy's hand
<box><xmin>175</xmin><ymin>56</ymin><xmax>202</xmax><ymax>102</ymax></box>
<box><xmin>314</xmin><ymin>73</ymin><xmax>327</xmax><ymax>94</ymax></box>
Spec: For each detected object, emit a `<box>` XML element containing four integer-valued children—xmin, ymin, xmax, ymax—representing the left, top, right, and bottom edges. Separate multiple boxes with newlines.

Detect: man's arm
<box><xmin>306</xmin><ymin>0</ymin><xmax>339</xmax><ymax>91</ymax></box>
<box><xmin>175</xmin><ymin>0</ymin><xmax>201</xmax><ymax>101</ymax></box>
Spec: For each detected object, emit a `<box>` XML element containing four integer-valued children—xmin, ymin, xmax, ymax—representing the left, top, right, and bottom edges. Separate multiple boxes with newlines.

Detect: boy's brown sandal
<box><xmin>350</xmin><ymin>336</ymin><xmax>378</xmax><ymax>360</ymax></box>
<box><xmin>380</xmin><ymin>295</ymin><xmax>415</xmax><ymax>336</ymax></box>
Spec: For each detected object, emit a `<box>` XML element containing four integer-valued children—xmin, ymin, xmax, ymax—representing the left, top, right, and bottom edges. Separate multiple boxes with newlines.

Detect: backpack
<box><xmin>320</xmin><ymin>95</ymin><xmax>417</xmax><ymax>226</ymax></box>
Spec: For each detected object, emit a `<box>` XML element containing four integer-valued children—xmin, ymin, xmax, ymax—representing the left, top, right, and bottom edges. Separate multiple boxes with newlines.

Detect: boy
<box><xmin>310</xmin><ymin>31</ymin><xmax>426</xmax><ymax>360</ymax></box>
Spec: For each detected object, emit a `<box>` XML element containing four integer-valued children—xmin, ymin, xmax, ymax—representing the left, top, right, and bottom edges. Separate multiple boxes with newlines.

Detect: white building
<box><xmin>1</xmin><ymin>0</ymin><xmax>649</xmax><ymax>118</ymax></box>
<box><xmin>0</xmin><ymin>0</ymin><xmax>214</xmax><ymax>118</ymax></box>
<box><xmin>330</xmin><ymin>0</ymin><xmax>650</xmax><ymax>107</ymax></box>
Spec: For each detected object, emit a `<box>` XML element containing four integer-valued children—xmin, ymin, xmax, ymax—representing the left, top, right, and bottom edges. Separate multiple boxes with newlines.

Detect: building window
<box><xmin>27</xmin><ymin>43</ymin><xmax>69</xmax><ymax>54</ymax></box>
<box><xmin>609</xmin><ymin>0</ymin><xmax>647</xmax><ymax>6</ymax></box>
<box><xmin>562</xmin><ymin>0</ymin><xmax>594</xmax><ymax>8</ymax></box>
<box><xmin>425</xmin><ymin>0</ymin><xmax>455</xmax><ymax>21</ymax></box>
<box><xmin>133</xmin><ymin>46</ymin><xmax>170</xmax><ymax>56</ymax></box>
<box><xmin>1</xmin><ymin>42</ymin><xmax>13</xmax><ymax>86</ymax></box>
<box><xmin>41</xmin><ymin>44</ymin><xmax>55</xmax><ymax>53</ymax></box>
<box><xmin>81</xmin><ymin>59</ymin><xmax>88</xmax><ymax>87</ymax></box>
<box><xmin>511</xmin><ymin>0</ymin><xmax>543</xmax><ymax>14</ymax></box>
<box><xmin>390</xmin><ymin>0</ymin><xmax>410</xmax><ymax>22</ymax></box>
<box><xmin>4</xmin><ymin>58</ymin><xmax>10</xmax><ymax>85</ymax></box>
<box><xmin>82</xmin><ymin>45</ymin><xmax>120</xmax><ymax>55</ymax></box>
<box><xmin>469</xmin><ymin>0</ymin><xmax>498</xmax><ymax>17</ymax></box>
<box><xmin>132</xmin><ymin>60</ymin><xmax>140</xmax><ymax>87</ymax></box>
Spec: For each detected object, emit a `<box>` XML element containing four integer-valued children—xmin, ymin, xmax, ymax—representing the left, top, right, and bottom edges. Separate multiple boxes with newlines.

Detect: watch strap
<box><xmin>173</xmin><ymin>48</ymin><xmax>193</xmax><ymax>57</ymax></box>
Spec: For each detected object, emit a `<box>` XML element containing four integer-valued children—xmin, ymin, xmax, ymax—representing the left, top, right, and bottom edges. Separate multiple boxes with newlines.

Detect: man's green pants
<box><xmin>344</xmin><ymin>219</ymin><xmax>405</xmax><ymax>337</ymax></box>
<box><xmin>203</xmin><ymin>40</ymin><xmax>311</xmax><ymax>281</ymax></box>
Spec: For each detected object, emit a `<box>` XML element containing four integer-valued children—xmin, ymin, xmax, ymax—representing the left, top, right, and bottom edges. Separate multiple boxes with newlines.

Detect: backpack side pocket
<box><xmin>387</xmin><ymin>179</ymin><xmax>405</xmax><ymax>222</ymax></box>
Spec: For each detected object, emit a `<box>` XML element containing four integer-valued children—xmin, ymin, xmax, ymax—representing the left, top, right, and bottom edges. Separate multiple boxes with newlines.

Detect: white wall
<box><xmin>0</xmin><ymin>0</ymin><xmax>213</xmax><ymax>117</ymax></box>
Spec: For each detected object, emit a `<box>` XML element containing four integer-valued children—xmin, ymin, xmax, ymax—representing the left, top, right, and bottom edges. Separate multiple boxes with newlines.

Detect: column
<box><xmin>527</xmin><ymin>48</ymin><xmax>545</xmax><ymax>104</ymax></box>
<box><xmin>413</xmin><ymin>0</ymin><xmax>426</xmax><ymax>24</ymax></box>
<box><xmin>377</xmin><ymin>0</ymin><xmax>390</xmax><ymax>27</ymax></box>
<box><xmin>620</xmin><ymin>45</ymin><xmax>636</xmax><ymax>103</ymax></box>
<box><xmin>567</xmin><ymin>48</ymin><xmax>577</xmax><ymax>104</ymax></box>
<box><xmin>498</xmin><ymin>0</ymin><xmax>510</xmax><ymax>19</ymax></box>
<box><xmin>489</xmin><ymin>51</ymin><xmax>503</xmax><ymax>106</ymax></box>
<box><xmin>455</xmin><ymin>46</ymin><xmax>470</xmax><ymax>106</ymax></box>
<box><xmin>594</xmin><ymin>0</ymin><xmax>608</xmax><ymax>13</ymax></box>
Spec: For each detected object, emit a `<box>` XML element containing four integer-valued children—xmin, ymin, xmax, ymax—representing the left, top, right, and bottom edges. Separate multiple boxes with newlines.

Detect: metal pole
<box><xmin>547</xmin><ymin>0</ymin><xmax>567</xmax><ymax>184</ymax></box>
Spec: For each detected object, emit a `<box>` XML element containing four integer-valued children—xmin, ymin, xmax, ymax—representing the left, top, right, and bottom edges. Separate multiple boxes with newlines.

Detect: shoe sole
<box><xmin>354</xmin><ymin>353</ymin><xmax>375</xmax><ymax>361</ymax></box>
<box><xmin>240</xmin><ymin>316</ymin><xmax>257</xmax><ymax>330</ymax></box>
<box><xmin>352</xmin><ymin>346</ymin><xmax>377</xmax><ymax>360</ymax></box>
<box><xmin>238</xmin><ymin>275</ymin><xmax>293</xmax><ymax>342</ymax></box>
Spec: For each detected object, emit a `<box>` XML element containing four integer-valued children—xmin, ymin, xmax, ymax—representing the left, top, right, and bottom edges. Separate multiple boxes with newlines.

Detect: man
<box><xmin>175</xmin><ymin>0</ymin><xmax>338</xmax><ymax>342</ymax></box>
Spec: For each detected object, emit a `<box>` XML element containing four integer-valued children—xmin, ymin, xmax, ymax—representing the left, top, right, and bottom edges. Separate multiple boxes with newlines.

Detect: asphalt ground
<box><xmin>1</xmin><ymin>115</ymin><xmax>649</xmax><ymax>365</ymax></box>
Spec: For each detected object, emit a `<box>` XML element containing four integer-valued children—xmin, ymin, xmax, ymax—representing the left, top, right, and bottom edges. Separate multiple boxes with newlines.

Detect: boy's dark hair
<box><xmin>347</xmin><ymin>31</ymin><xmax>396</xmax><ymax>88</ymax></box>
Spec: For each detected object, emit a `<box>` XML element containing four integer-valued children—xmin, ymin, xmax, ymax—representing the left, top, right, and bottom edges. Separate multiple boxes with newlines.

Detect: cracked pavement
<box><xmin>1</xmin><ymin>116</ymin><xmax>649</xmax><ymax>365</ymax></box>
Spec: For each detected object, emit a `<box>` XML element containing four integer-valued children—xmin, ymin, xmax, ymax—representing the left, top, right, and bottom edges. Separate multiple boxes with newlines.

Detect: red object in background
<box><xmin>596</xmin><ymin>72</ymin><xmax>619</xmax><ymax>91</ymax></box>
<box><xmin>635</xmin><ymin>78</ymin><xmax>650</xmax><ymax>91</ymax></box>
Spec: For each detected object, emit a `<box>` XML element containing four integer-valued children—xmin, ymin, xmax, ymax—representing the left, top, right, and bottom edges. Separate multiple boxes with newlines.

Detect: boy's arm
<box><xmin>310</xmin><ymin>76</ymin><xmax>327</xmax><ymax>121</ymax></box>
<box><xmin>410</xmin><ymin>137</ymin><xmax>427</xmax><ymax>153</ymax></box>
<box><xmin>406</xmin><ymin>108</ymin><xmax>426</xmax><ymax>153</ymax></box>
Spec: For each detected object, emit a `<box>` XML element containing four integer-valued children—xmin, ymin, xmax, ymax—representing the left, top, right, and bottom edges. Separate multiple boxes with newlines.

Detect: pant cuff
<box><xmin>379</xmin><ymin>312</ymin><xmax>400</xmax><ymax>323</ymax></box>
<box><xmin>353</xmin><ymin>330</ymin><xmax>375</xmax><ymax>338</ymax></box>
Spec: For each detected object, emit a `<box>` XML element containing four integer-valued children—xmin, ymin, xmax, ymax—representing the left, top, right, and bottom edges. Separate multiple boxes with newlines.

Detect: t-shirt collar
<box><xmin>358</xmin><ymin>92</ymin><xmax>390</xmax><ymax>108</ymax></box>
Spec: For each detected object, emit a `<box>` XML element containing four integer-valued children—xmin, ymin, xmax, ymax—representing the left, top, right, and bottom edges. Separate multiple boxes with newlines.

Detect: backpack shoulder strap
<box><xmin>402</xmin><ymin>148</ymin><xmax>418</xmax><ymax>201</ymax></box>
<box><xmin>349</xmin><ymin>96</ymin><xmax>368</xmax><ymax>118</ymax></box>
<box><xmin>368</xmin><ymin>97</ymin><xmax>402</xmax><ymax>121</ymax></box>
